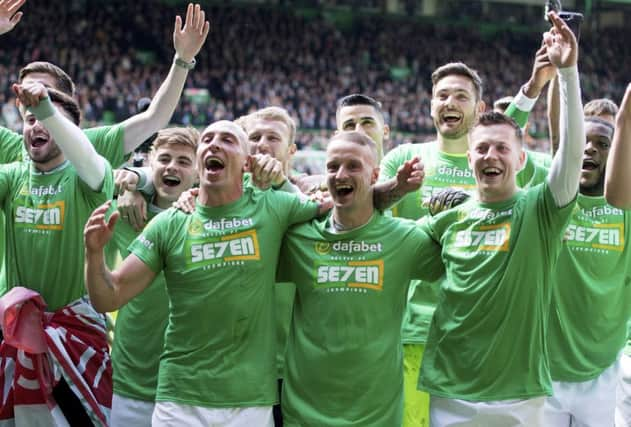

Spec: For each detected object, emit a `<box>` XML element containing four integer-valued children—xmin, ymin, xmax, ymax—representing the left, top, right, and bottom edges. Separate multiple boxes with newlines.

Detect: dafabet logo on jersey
<box><xmin>315</xmin><ymin>259</ymin><xmax>384</xmax><ymax>291</ymax></box>
<box><xmin>435</xmin><ymin>165</ymin><xmax>474</xmax><ymax>179</ymax></box>
<box><xmin>315</xmin><ymin>241</ymin><xmax>331</xmax><ymax>255</ymax></box>
<box><xmin>15</xmin><ymin>201</ymin><xmax>65</xmax><ymax>230</ymax></box>
<box><xmin>565</xmin><ymin>223</ymin><xmax>624</xmax><ymax>251</ymax></box>
<box><xmin>313</xmin><ymin>240</ymin><xmax>383</xmax><ymax>255</ymax></box>
<box><xmin>188</xmin><ymin>229</ymin><xmax>260</xmax><ymax>267</ymax></box>
<box><xmin>453</xmin><ymin>222</ymin><xmax>511</xmax><ymax>252</ymax></box>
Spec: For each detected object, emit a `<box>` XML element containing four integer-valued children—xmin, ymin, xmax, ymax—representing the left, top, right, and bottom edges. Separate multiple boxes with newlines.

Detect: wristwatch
<box><xmin>174</xmin><ymin>56</ymin><xmax>196</xmax><ymax>70</ymax></box>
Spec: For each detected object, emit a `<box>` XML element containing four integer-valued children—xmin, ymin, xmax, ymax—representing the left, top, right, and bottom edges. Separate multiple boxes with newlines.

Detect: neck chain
<box><xmin>332</xmin><ymin>217</ymin><xmax>349</xmax><ymax>231</ymax></box>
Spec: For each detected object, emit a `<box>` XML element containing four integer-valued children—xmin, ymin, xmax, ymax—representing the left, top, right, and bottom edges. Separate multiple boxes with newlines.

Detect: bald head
<box><xmin>203</xmin><ymin>120</ymin><xmax>249</xmax><ymax>153</ymax></box>
<box><xmin>328</xmin><ymin>131</ymin><xmax>378</xmax><ymax>165</ymax></box>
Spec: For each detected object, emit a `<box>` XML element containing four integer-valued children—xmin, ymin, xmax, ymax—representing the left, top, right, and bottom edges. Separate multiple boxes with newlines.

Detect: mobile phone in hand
<box><xmin>559</xmin><ymin>11</ymin><xmax>583</xmax><ymax>42</ymax></box>
<box><xmin>544</xmin><ymin>1</ymin><xmax>583</xmax><ymax>42</ymax></box>
<box><xmin>545</xmin><ymin>0</ymin><xmax>563</xmax><ymax>17</ymax></box>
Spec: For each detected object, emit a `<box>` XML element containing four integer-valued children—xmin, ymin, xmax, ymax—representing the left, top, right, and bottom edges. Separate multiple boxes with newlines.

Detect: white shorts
<box><xmin>544</xmin><ymin>357</ymin><xmax>620</xmax><ymax>427</ymax></box>
<box><xmin>5</xmin><ymin>404</ymin><xmax>71</xmax><ymax>427</ymax></box>
<box><xmin>430</xmin><ymin>395</ymin><xmax>545</xmax><ymax>426</ymax></box>
<box><xmin>616</xmin><ymin>354</ymin><xmax>631</xmax><ymax>427</ymax></box>
<box><xmin>111</xmin><ymin>393</ymin><xmax>154</xmax><ymax>427</ymax></box>
<box><xmin>151</xmin><ymin>401</ymin><xmax>274</xmax><ymax>427</ymax></box>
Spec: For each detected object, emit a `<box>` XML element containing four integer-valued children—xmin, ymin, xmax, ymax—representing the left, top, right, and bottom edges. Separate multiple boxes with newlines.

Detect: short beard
<box><xmin>434</xmin><ymin>117</ymin><xmax>472</xmax><ymax>140</ymax></box>
<box><xmin>29</xmin><ymin>144</ymin><xmax>63</xmax><ymax>167</ymax></box>
<box><xmin>579</xmin><ymin>173</ymin><xmax>605</xmax><ymax>197</ymax></box>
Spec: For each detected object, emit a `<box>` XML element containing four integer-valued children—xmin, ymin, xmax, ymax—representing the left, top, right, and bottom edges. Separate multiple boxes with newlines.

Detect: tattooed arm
<box><xmin>373</xmin><ymin>156</ymin><xmax>425</xmax><ymax>211</ymax></box>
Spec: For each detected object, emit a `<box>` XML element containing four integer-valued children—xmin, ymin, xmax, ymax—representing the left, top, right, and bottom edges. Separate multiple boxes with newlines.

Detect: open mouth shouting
<box><xmin>204</xmin><ymin>156</ymin><xmax>225</xmax><ymax>174</ymax></box>
<box><xmin>162</xmin><ymin>175</ymin><xmax>182</xmax><ymax>188</ymax></box>
<box><xmin>441</xmin><ymin>110</ymin><xmax>463</xmax><ymax>126</ymax></box>
<box><xmin>333</xmin><ymin>183</ymin><xmax>354</xmax><ymax>201</ymax></box>
<box><xmin>30</xmin><ymin>134</ymin><xmax>50</xmax><ymax>149</ymax></box>
<box><xmin>482</xmin><ymin>166</ymin><xmax>503</xmax><ymax>179</ymax></box>
<box><xmin>581</xmin><ymin>158</ymin><xmax>599</xmax><ymax>173</ymax></box>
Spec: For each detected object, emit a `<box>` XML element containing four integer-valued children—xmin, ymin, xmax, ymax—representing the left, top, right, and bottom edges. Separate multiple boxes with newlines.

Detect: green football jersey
<box><xmin>548</xmin><ymin>195</ymin><xmax>631</xmax><ymax>381</ymax></box>
<box><xmin>380</xmin><ymin>141</ymin><xmax>475</xmax><ymax>345</ymax></box>
<box><xmin>275</xmin><ymin>281</ymin><xmax>295</xmax><ymax>379</ymax></box>
<box><xmin>419</xmin><ymin>184</ymin><xmax>575</xmax><ymax>401</ymax></box>
<box><xmin>527</xmin><ymin>150</ymin><xmax>552</xmax><ymax>169</ymax></box>
<box><xmin>83</xmin><ymin>125</ymin><xmax>128</xmax><ymax>168</ymax></box>
<box><xmin>0</xmin><ymin>127</ymin><xmax>24</xmax><ymax>164</ymax></box>
<box><xmin>129</xmin><ymin>187</ymin><xmax>317</xmax><ymax>408</ymax></box>
<box><xmin>278</xmin><ymin>212</ymin><xmax>444</xmax><ymax>426</ymax></box>
<box><xmin>520</xmin><ymin>151</ymin><xmax>550</xmax><ymax>189</ymax></box>
<box><xmin>243</xmin><ymin>173</ymin><xmax>295</xmax><ymax>380</ymax></box>
<box><xmin>505</xmin><ymin>102</ymin><xmax>531</xmax><ymax>129</ymax></box>
<box><xmin>111</xmin><ymin>201</ymin><xmax>168</xmax><ymax>402</ymax></box>
<box><xmin>0</xmin><ymin>124</ymin><xmax>126</xmax><ymax>168</ymax></box>
<box><xmin>380</xmin><ymin>141</ymin><xmax>548</xmax><ymax>345</ymax></box>
<box><xmin>0</xmin><ymin>125</ymin><xmax>124</xmax><ymax>300</ymax></box>
<box><xmin>0</xmin><ymin>127</ymin><xmax>25</xmax><ymax>293</ymax></box>
<box><xmin>0</xmin><ymin>160</ymin><xmax>114</xmax><ymax>310</ymax></box>
<box><xmin>109</xmin><ymin>172</ymin><xmax>296</xmax><ymax>381</ymax></box>
<box><xmin>504</xmin><ymin>101</ymin><xmax>551</xmax><ymax>183</ymax></box>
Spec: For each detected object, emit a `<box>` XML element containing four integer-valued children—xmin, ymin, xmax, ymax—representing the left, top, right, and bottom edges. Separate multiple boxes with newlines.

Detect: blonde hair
<box><xmin>584</xmin><ymin>98</ymin><xmax>619</xmax><ymax>120</ymax></box>
<box><xmin>150</xmin><ymin>127</ymin><xmax>199</xmax><ymax>154</ymax></box>
<box><xmin>242</xmin><ymin>106</ymin><xmax>297</xmax><ymax>144</ymax></box>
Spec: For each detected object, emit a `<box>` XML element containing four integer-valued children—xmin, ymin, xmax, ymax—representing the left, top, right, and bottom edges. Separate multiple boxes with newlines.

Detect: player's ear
<box><xmin>477</xmin><ymin>100</ymin><xmax>486</xmax><ymax>115</ymax></box>
<box><xmin>371</xmin><ymin>166</ymin><xmax>379</xmax><ymax>185</ymax></box>
<box><xmin>244</xmin><ymin>155</ymin><xmax>252</xmax><ymax>173</ymax></box>
<box><xmin>517</xmin><ymin>146</ymin><xmax>526</xmax><ymax>171</ymax></box>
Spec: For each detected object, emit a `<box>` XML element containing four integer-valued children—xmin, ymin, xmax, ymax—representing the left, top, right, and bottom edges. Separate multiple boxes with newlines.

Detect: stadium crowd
<box><xmin>1</xmin><ymin>0</ymin><xmax>630</xmax><ymax>154</ymax></box>
<box><xmin>1</xmin><ymin>0</ymin><xmax>631</xmax><ymax>426</ymax></box>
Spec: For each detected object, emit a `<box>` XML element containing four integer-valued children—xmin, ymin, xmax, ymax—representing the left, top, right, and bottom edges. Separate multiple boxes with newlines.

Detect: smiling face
<box><xmin>326</xmin><ymin>133</ymin><xmax>379</xmax><ymax>217</ymax></box>
<box><xmin>197</xmin><ymin>121</ymin><xmax>248</xmax><ymax>190</ymax></box>
<box><xmin>336</xmin><ymin>104</ymin><xmax>389</xmax><ymax>160</ymax></box>
<box><xmin>247</xmin><ymin>118</ymin><xmax>295</xmax><ymax>173</ymax></box>
<box><xmin>468</xmin><ymin>123</ymin><xmax>526</xmax><ymax>203</ymax></box>
<box><xmin>579</xmin><ymin>119</ymin><xmax>614</xmax><ymax>196</ymax></box>
<box><xmin>431</xmin><ymin>75</ymin><xmax>482</xmax><ymax>140</ymax></box>
<box><xmin>22</xmin><ymin>102</ymin><xmax>70</xmax><ymax>171</ymax></box>
<box><xmin>150</xmin><ymin>143</ymin><xmax>197</xmax><ymax>207</ymax></box>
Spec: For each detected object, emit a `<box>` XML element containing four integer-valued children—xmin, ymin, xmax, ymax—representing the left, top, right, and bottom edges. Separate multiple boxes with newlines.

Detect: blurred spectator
<box><xmin>1</xmin><ymin>0</ymin><xmax>629</xmax><ymax>156</ymax></box>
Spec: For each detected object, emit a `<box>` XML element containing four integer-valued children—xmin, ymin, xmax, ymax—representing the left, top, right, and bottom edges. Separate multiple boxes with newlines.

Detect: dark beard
<box><xmin>29</xmin><ymin>144</ymin><xmax>63</xmax><ymax>166</ymax></box>
<box><xmin>579</xmin><ymin>172</ymin><xmax>605</xmax><ymax>197</ymax></box>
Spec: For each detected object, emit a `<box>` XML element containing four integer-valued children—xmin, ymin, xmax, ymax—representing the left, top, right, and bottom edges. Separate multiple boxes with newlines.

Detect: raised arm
<box><xmin>547</xmin><ymin>75</ymin><xmax>561</xmax><ymax>155</ymax></box>
<box><xmin>604</xmin><ymin>83</ymin><xmax>631</xmax><ymax>209</ymax></box>
<box><xmin>505</xmin><ymin>43</ymin><xmax>556</xmax><ymax>129</ymax></box>
<box><xmin>0</xmin><ymin>0</ymin><xmax>25</xmax><ymax>35</ymax></box>
<box><xmin>14</xmin><ymin>82</ymin><xmax>106</xmax><ymax>190</ymax></box>
<box><xmin>120</xmin><ymin>3</ymin><xmax>210</xmax><ymax>153</ymax></box>
<box><xmin>545</xmin><ymin>11</ymin><xmax>584</xmax><ymax>207</ymax></box>
<box><xmin>84</xmin><ymin>201</ymin><xmax>156</xmax><ymax>312</ymax></box>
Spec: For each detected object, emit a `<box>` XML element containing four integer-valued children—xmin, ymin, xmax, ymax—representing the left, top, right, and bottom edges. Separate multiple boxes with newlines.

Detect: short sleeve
<box><xmin>84</xmin><ymin>125</ymin><xmax>128</xmax><ymax>168</ymax></box>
